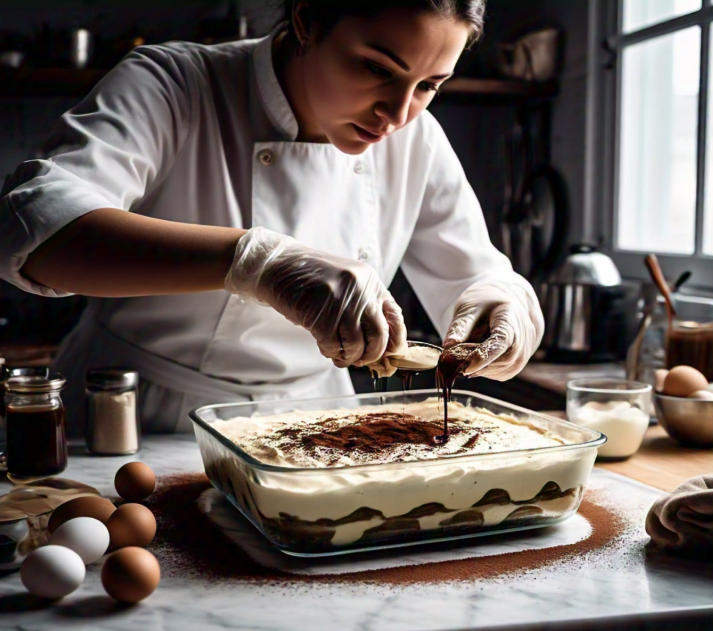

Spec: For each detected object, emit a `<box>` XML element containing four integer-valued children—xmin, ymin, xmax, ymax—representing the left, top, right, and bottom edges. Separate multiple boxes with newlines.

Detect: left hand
<box><xmin>443</xmin><ymin>282</ymin><xmax>544</xmax><ymax>381</ymax></box>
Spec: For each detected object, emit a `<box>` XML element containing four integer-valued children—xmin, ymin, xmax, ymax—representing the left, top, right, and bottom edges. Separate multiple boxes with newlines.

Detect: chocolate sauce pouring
<box><xmin>435</xmin><ymin>345</ymin><xmax>477</xmax><ymax>443</ymax></box>
<box><xmin>435</xmin><ymin>326</ymin><xmax>505</xmax><ymax>443</ymax></box>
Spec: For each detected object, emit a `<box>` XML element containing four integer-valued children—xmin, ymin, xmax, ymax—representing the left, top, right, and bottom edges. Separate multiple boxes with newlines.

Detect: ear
<box><xmin>292</xmin><ymin>1</ymin><xmax>314</xmax><ymax>50</ymax></box>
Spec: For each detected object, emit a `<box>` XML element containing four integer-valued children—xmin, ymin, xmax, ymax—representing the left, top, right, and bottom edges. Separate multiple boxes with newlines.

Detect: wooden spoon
<box><xmin>644</xmin><ymin>253</ymin><xmax>676</xmax><ymax>321</ymax></box>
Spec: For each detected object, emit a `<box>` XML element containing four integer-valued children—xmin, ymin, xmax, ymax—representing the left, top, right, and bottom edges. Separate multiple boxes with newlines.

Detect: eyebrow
<box><xmin>366</xmin><ymin>43</ymin><xmax>454</xmax><ymax>80</ymax></box>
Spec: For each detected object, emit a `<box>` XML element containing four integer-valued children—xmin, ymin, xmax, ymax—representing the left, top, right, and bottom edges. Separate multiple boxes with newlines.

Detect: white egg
<box><xmin>21</xmin><ymin>545</ymin><xmax>85</xmax><ymax>599</ymax></box>
<box><xmin>706</xmin><ymin>383</ymin><xmax>713</xmax><ymax>393</ymax></box>
<box><xmin>689</xmin><ymin>390</ymin><xmax>713</xmax><ymax>401</ymax></box>
<box><xmin>49</xmin><ymin>517</ymin><xmax>110</xmax><ymax>564</ymax></box>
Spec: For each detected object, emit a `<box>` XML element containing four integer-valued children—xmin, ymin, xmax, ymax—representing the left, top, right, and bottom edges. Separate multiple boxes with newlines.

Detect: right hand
<box><xmin>225</xmin><ymin>227</ymin><xmax>407</xmax><ymax>368</ymax></box>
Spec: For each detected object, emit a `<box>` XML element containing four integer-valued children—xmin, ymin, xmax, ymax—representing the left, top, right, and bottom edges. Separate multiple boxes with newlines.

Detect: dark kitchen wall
<box><xmin>430</xmin><ymin>0</ymin><xmax>589</xmax><ymax>249</ymax></box>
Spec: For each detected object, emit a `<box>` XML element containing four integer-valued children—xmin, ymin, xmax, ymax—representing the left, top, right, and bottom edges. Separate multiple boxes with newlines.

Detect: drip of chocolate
<box><xmin>435</xmin><ymin>325</ymin><xmax>491</xmax><ymax>443</ymax></box>
<box><xmin>398</xmin><ymin>371</ymin><xmax>415</xmax><ymax>391</ymax></box>
<box><xmin>373</xmin><ymin>376</ymin><xmax>389</xmax><ymax>393</ymax></box>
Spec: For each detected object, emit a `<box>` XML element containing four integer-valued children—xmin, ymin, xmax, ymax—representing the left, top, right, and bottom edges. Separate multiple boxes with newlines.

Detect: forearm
<box><xmin>21</xmin><ymin>208</ymin><xmax>246</xmax><ymax>297</ymax></box>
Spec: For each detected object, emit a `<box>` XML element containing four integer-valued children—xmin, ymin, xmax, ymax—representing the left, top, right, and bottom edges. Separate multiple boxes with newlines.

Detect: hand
<box><xmin>443</xmin><ymin>282</ymin><xmax>544</xmax><ymax>381</ymax></box>
<box><xmin>225</xmin><ymin>227</ymin><xmax>407</xmax><ymax>368</ymax></box>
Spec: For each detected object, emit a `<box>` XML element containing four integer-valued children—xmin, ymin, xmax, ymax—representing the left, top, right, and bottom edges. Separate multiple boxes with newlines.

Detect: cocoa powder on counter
<box><xmin>147</xmin><ymin>473</ymin><xmax>624</xmax><ymax>585</ymax></box>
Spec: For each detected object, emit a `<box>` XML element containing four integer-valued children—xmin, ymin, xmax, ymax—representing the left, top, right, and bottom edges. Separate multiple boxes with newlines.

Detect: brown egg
<box><xmin>663</xmin><ymin>365</ymin><xmax>708</xmax><ymax>397</ymax></box>
<box><xmin>101</xmin><ymin>547</ymin><xmax>160</xmax><ymax>603</ymax></box>
<box><xmin>114</xmin><ymin>462</ymin><xmax>156</xmax><ymax>503</ymax></box>
<box><xmin>107</xmin><ymin>503</ymin><xmax>156</xmax><ymax>549</ymax></box>
<box><xmin>48</xmin><ymin>496</ymin><xmax>116</xmax><ymax>534</ymax></box>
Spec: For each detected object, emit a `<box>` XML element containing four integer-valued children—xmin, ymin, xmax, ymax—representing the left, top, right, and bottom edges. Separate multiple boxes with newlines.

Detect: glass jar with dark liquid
<box><xmin>665</xmin><ymin>319</ymin><xmax>713</xmax><ymax>381</ymax></box>
<box><xmin>0</xmin><ymin>366</ymin><xmax>51</xmax><ymax>471</ymax></box>
<box><xmin>4</xmin><ymin>374</ymin><xmax>68</xmax><ymax>482</ymax></box>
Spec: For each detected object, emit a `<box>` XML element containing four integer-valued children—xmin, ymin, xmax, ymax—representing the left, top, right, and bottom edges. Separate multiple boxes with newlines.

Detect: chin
<box><xmin>329</xmin><ymin>134</ymin><xmax>372</xmax><ymax>156</ymax></box>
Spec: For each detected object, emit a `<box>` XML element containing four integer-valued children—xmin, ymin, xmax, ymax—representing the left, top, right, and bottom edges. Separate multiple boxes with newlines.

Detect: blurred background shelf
<box><xmin>0</xmin><ymin>69</ymin><xmax>559</xmax><ymax>102</ymax></box>
<box><xmin>440</xmin><ymin>77</ymin><xmax>559</xmax><ymax>103</ymax></box>
<box><xmin>0</xmin><ymin>67</ymin><xmax>107</xmax><ymax>97</ymax></box>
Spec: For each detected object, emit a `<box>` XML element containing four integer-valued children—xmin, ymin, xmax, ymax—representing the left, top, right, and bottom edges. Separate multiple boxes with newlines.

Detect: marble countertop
<box><xmin>1</xmin><ymin>435</ymin><xmax>712</xmax><ymax>631</ymax></box>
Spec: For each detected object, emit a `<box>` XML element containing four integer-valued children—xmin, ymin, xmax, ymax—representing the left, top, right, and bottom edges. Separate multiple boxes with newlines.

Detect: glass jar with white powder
<box><xmin>86</xmin><ymin>367</ymin><xmax>140</xmax><ymax>455</ymax></box>
<box><xmin>567</xmin><ymin>379</ymin><xmax>652</xmax><ymax>460</ymax></box>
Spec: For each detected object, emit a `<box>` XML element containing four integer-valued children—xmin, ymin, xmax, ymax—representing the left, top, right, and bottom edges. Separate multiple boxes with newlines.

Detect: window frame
<box><xmin>592</xmin><ymin>0</ymin><xmax>713</xmax><ymax>287</ymax></box>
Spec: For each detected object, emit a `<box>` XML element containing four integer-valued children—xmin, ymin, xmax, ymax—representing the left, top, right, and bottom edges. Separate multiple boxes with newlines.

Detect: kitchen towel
<box><xmin>646</xmin><ymin>474</ymin><xmax>713</xmax><ymax>552</ymax></box>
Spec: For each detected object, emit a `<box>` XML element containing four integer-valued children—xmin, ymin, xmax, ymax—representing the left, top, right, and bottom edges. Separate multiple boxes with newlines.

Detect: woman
<box><xmin>0</xmin><ymin>0</ymin><xmax>543</xmax><ymax>435</ymax></box>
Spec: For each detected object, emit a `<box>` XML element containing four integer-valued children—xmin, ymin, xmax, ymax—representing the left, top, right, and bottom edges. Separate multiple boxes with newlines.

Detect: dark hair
<box><xmin>278</xmin><ymin>0</ymin><xmax>487</xmax><ymax>49</ymax></box>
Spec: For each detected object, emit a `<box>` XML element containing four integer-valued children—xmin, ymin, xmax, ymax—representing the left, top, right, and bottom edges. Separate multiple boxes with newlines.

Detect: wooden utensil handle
<box><xmin>644</xmin><ymin>253</ymin><xmax>676</xmax><ymax>320</ymax></box>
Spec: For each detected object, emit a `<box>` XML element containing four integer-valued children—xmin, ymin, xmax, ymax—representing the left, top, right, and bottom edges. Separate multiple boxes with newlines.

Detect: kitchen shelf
<box><xmin>0</xmin><ymin>67</ymin><xmax>107</xmax><ymax>97</ymax></box>
<box><xmin>0</xmin><ymin>68</ymin><xmax>559</xmax><ymax>102</ymax></box>
<box><xmin>439</xmin><ymin>77</ymin><xmax>559</xmax><ymax>103</ymax></box>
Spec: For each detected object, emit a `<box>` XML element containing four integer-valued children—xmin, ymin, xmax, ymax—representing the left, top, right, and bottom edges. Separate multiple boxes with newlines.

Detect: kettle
<box><xmin>539</xmin><ymin>244</ymin><xmax>640</xmax><ymax>363</ymax></box>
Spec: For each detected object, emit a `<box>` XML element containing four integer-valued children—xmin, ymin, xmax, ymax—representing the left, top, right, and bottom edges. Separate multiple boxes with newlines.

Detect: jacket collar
<box><xmin>251</xmin><ymin>32</ymin><xmax>299</xmax><ymax>141</ymax></box>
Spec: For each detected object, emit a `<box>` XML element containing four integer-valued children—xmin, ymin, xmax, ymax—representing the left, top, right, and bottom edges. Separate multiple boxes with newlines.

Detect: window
<box><xmin>596</xmin><ymin>1</ymin><xmax>713</xmax><ymax>282</ymax></box>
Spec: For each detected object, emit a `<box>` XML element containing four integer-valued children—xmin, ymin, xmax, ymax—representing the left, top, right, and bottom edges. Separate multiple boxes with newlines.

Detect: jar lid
<box><xmin>5</xmin><ymin>373</ymin><xmax>66</xmax><ymax>394</ymax></box>
<box><xmin>86</xmin><ymin>367</ymin><xmax>139</xmax><ymax>389</ymax></box>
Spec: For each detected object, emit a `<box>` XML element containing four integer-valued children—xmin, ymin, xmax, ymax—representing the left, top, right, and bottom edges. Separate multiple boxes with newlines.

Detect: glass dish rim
<box><xmin>189</xmin><ymin>388</ymin><xmax>606</xmax><ymax>474</ymax></box>
<box><xmin>567</xmin><ymin>379</ymin><xmax>652</xmax><ymax>395</ymax></box>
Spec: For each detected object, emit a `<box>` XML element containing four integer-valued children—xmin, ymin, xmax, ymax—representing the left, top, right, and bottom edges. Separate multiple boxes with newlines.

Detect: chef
<box><xmin>0</xmin><ymin>0</ymin><xmax>544</xmax><ymax>435</ymax></box>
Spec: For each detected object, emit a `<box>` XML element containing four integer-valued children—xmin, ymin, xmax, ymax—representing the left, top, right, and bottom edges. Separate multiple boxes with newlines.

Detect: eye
<box><xmin>418</xmin><ymin>81</ymin><xmax>439</xmax><ymax>93</ymax></box>
<box><xmin>364</xmin><ymin>60</ymin><xmax>393</xmax><ymax>79</ymax></box>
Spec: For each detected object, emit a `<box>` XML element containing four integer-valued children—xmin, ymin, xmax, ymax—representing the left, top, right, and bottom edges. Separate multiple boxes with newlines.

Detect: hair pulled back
<box><xmin>278</xmin><ymin>0</ymin><xmax>487</xmax><ymax>48</ymax></box>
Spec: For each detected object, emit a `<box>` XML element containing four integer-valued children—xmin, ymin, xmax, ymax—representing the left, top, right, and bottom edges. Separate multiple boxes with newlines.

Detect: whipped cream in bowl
<box><xmin>190</xmin><ymin>390</ymin><xmax>605</xmax><ymax>556</ymax></box>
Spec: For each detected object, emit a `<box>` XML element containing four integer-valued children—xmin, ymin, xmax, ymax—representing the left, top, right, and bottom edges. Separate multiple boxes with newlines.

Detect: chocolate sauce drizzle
<box><xmin>434</xmin><ymin>325</ymin><xmax>491</xmax><ymax>443</ymax></box>
<box><xmin>370</xmin><ymin>329</ymin><xmax>491</xmax><ymax>444</ymax></box>
<box><xmin>434</xmin><ymin>349</ymin><xmax>470</xmax><ymax>444</ymax></box>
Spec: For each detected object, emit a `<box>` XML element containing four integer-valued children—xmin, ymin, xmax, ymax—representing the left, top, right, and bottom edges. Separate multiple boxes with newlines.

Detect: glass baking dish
<box><xmin>190</xmin><ymin>389</ymin><xmax>605</xmax><ymax>557</ymax></box>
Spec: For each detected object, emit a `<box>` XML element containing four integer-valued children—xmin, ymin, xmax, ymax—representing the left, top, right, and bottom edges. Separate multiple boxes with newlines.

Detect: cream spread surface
<box><xmin>212</xmin><ymin>398</ymin><xmax>568</xmax><ymax>469</ymax></box>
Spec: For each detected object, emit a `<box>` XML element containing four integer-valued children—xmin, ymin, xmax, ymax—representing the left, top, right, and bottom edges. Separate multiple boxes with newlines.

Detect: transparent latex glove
<box><xmin>225</xmin><ymin>227</ymin><xmax>407</xmax><ymax>369</ymax></box>
<box><xmin>646</xmin><ymin>474</ymin><xmax>713</xmax><ymax>552</ymax></box>
<box><xmin>443</xmin><ymin>281</ymin><xmax>544</xmax><ymax>380</ymax></box>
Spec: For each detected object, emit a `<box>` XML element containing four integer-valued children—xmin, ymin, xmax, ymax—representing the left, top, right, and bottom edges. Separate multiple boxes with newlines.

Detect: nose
<box><xmin>374</xmin><ymin>87</ymin><xmax>412</xmax><ymax>129</ymax></box>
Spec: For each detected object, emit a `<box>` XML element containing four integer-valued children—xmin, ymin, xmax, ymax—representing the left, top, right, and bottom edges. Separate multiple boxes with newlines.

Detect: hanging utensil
<box><xmin>673</xmin><ymin>271</ymin><xmax>692</xmax><ymax>293</ymax></box>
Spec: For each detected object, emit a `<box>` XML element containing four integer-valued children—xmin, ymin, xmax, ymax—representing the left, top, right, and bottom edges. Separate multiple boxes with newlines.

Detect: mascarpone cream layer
<box><xmin>213</xmin><ymin>398</ymin><xmax>567</xmax><ymax>468</ymax></box>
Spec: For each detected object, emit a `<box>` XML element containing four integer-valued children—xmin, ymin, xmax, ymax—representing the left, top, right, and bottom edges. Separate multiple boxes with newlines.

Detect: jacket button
<box><xmin>258</xmin><ymin>149</ymin><xmax>275</xmax><ymax>166</ymax></box>
<box><xmin>358</xmin><ymin>248</ymin><xmax>371</xmax><ymax>261</ymax></box>
<box><xmin>354</xmin><ymin>161</ymin><xmax>364</xmax><ymax>175</ymax></box>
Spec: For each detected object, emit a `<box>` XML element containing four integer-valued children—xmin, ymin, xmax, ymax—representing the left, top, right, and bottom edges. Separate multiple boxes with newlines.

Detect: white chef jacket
<box><xmin>0</xmin><ymin>33</ymin><xmax>537</xmax><ymax>435</ymax></box>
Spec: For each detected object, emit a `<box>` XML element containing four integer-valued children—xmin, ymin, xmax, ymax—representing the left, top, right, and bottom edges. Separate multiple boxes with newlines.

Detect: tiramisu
<box><xmin>198</xmin><ymin>398</ymin><xmax>598</xmax><ymax>554</ymax></box>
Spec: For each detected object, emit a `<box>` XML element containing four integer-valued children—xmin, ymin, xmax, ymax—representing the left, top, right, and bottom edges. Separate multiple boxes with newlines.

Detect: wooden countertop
<box><xmin>547</xmin><ymin>411</ymin><xmax>713</xmax><ymax>491</ymax></box>
<box><xmin>596</xmin><ymin>424</ymin><xmax>713</xmax><ymax>491</ymax></box>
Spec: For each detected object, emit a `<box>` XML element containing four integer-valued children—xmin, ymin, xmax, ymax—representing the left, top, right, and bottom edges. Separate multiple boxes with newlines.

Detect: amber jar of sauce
<box><xmin>665</xmin><ymin>318</ymin><xmax>713</xmax><ymax>381</ymax></box>
<box><xmin>5</xmin><ymin>374</ymin><xmax>68</xmax><ymax>482</ymax></box>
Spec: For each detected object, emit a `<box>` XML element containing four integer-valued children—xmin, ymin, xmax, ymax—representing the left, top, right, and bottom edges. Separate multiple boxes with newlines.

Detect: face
<box><xmin>291</xmin><ymin>8</ymin><xmax>470</xmax><ymax>154</ymax></box>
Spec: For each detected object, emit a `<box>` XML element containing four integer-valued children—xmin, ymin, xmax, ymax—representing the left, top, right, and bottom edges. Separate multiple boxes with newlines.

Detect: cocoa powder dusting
<box><xmin>281</xmin><ymin>413</ymin><xmax>458</xmax><ymax>453</ymax></box>
<box><xmin>147</xmin><ymin>474</ymin><xmax>625</xmax><ymax>586</ymax></box>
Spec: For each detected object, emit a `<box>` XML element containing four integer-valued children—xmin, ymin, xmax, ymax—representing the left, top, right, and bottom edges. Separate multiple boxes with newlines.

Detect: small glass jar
<box><xmin>665</xmin><ymin>318</ymin><xmax>713</xmax><ymax>381</ymax></box>
<box><xmin>5</xmin><ymin>373</ymin><xmax>68</xmax><ymax>481</ymax></box>
<box><xmin>0</xmin><ymin>367</ymin><xmax>51</xmax><ymax>471</ymax></box>
<box><xmin>567</xmin><ymin>379</ymin><xmax>652</xmax><ymax>460</ymax></box>
<box><xmin>86</xmin><ymin>367</ymin><xmax>140</xmax><ymax>455</ymax></box>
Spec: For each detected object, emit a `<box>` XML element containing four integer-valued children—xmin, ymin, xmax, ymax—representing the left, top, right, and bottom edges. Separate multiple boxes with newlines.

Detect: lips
<box><xmin>352</xmin><ymin>124</ymin><xmax>389</xmax><ymax>143</ymax></box>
